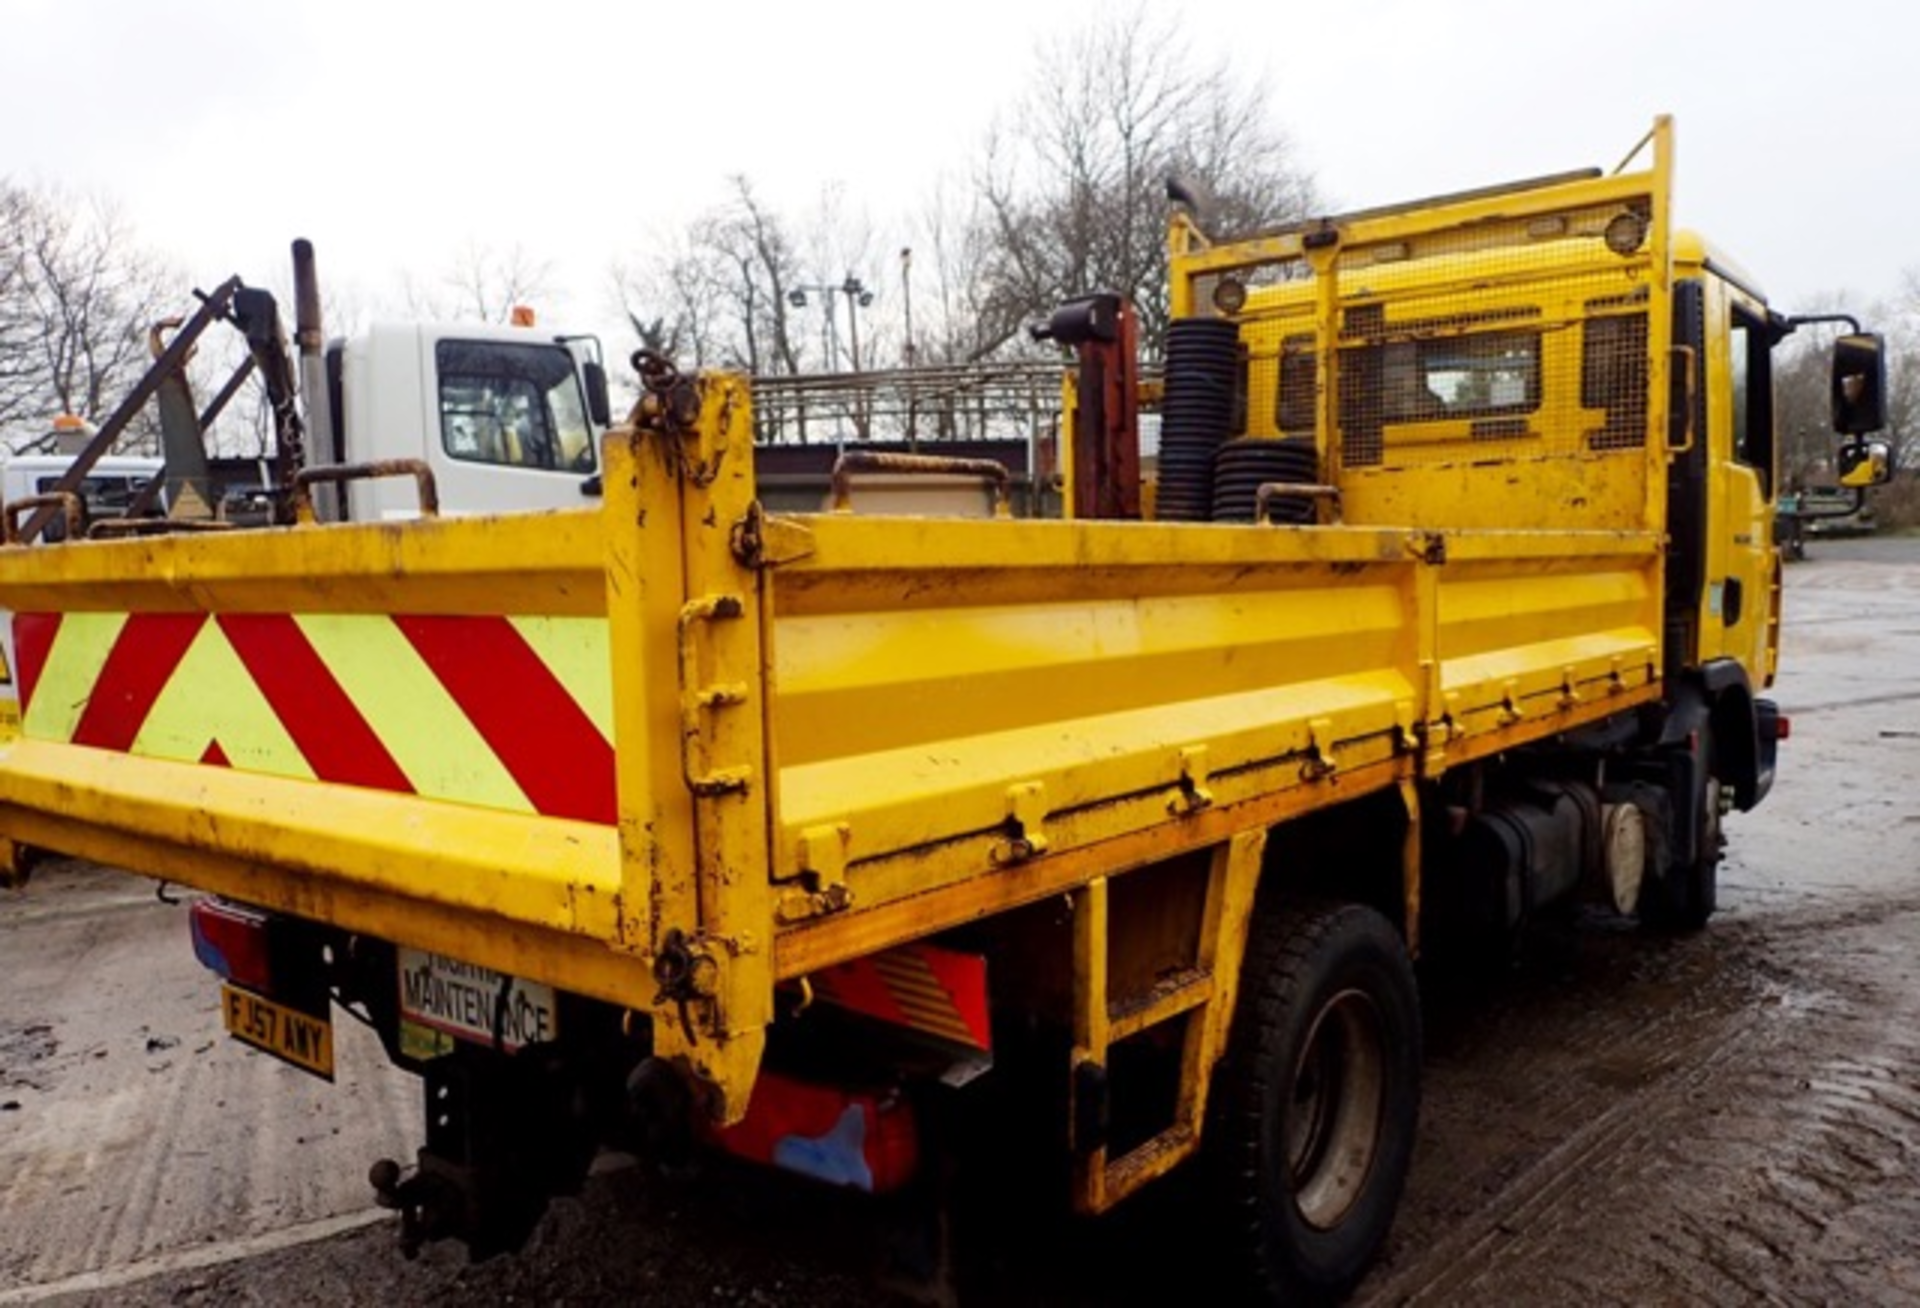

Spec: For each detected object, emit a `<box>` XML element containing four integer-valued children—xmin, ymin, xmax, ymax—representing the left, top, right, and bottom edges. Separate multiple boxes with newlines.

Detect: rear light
<box><xmin>1774</xmin><ymin>714</ymin><xmax>1792</xmax><ymax>741</ymax></box>
<box><xmin>189</xmin><ymin>899</ymin><xmax>274</xmax><ymax>994</ymax></box>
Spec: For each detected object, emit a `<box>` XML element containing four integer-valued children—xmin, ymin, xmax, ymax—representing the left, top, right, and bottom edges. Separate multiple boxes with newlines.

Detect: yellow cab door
<box><xmin>1699</xmin><ymin>275</ymin><xmax>1780</xmax><ymax>688</ymax></box>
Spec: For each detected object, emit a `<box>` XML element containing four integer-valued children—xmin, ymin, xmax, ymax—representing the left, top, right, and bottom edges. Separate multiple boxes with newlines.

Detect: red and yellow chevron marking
<box><xmin>809</xmin><ymin>943</ymin><xmax>991</xmax><ymax>1052</ymax></box>
<box><xmin>11</xmin><ymin>612</ymin><xmax>615</xmax><ymax>824</ymax></box>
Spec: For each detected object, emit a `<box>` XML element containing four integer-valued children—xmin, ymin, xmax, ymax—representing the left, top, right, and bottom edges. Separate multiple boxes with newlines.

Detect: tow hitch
<box><xmin>369</xmin><ymin>1045</ymin><xmax>604</xmax><ymax>1260</ymax></box>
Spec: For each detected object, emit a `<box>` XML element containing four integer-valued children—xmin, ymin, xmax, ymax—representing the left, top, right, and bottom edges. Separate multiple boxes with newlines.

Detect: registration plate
<box><xmin>397</xmin><ymin>947</ymin><xmax>558</xmax><ymax>1052</ymax></box>
<box><xmin>221</xmin><ymin>983</ymin><xmax>335</xmax><ymax>1080</ymax></box>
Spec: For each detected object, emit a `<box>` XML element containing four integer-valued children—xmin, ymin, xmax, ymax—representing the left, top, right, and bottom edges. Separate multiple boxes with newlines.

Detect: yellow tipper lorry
<box><xmin>0</xmin><ymin>118</ymin><xmax>1891</xmax><ymax>1300</ymax></box>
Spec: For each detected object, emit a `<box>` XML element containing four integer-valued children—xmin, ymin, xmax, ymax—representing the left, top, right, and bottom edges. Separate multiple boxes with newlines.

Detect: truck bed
<box><xmin>0</xmin><ymin>492</ymin><xmax>1660</xmax><ymax>997</ymax></box>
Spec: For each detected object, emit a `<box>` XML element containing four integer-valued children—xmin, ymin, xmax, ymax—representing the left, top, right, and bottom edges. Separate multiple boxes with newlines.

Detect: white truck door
<box><xmin>416</xmin><ymin>333</ymin><xmax>600</xmax><ymax>517</ymax></box>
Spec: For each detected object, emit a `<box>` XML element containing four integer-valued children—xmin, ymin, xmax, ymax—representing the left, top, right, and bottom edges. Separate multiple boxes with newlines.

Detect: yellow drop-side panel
<box><xmin>762</xmin><ymin>516</ymin><xmax>1659</xmax><ymax>943</ymax></box>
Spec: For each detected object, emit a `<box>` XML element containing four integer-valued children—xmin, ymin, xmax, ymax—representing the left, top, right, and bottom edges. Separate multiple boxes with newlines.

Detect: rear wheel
<box><xmin>1209</xmin><ymin>899</ymin><xmax>1421</xmax><ymax>1304</ymax></box>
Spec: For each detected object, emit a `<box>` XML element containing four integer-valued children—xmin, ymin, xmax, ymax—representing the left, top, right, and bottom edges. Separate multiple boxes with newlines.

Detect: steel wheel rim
<box><xmin>1285</xmin><ymin>986</ymin><xmax>1387</xmax><ymax>1230</ymax></box>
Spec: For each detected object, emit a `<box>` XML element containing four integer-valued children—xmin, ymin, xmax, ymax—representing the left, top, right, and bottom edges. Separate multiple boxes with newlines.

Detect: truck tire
<box><xmin>1208</xmin><ymin>899</ymin><xmax>1421</xmax><ymax>1303</ymax></box>
<box><xmin>1639</xmin><ymin>744</ymin><xmax>1722</xmax><ymax>933</ymax></box>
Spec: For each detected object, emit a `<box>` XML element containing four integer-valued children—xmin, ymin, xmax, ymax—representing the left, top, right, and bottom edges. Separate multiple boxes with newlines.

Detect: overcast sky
<box><xmin>6</xmin><ymin>0</ymin><xmax>1917</xmax><ymax>347</ymax></box>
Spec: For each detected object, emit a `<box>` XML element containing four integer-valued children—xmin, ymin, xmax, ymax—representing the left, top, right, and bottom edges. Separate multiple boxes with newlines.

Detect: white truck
<box><xmin>318</xmin><ymin>319</ymin><xmax>609</xmax><ymax>521</ymax></box>
<box><xmin>4</xmin><ymin>246</ymin><xmax>611</xmax><ymax>542</ymax></box>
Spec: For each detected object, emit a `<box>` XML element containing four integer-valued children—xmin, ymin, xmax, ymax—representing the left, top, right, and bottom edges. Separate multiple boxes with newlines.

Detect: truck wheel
<box><xmin>1208</xmin><ymin>899</ymin><xmax>1421</xmax><ymax>1303</ymax></box>
<box><xmin>1640</xmin><ymin>745</ymin><xmax>1722</xmax><ymax>933</ymax></box>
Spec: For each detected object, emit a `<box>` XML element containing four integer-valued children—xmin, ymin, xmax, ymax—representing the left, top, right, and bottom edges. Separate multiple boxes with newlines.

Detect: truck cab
<box><xmin>324</xmin><ymin>320</ymin><xmax>609</xmax><ymax>520</ymax></box>
<box><xmin>1672</xmin><ymin>234</ymin><xmax>1784</xmax><ymax>695</ymax></box>
<box><xmin>0</xmin><ymin>451</ymin><xmax>166</xmax><ymax>540</ymax></box>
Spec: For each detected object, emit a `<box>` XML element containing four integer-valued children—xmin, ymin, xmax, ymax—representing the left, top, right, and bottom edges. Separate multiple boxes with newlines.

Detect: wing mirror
<box><xmin>1831</xmin><ymin>333</ymin><xmax>1887</xmax><ymax>435</ymax></box>
<box><xmin>1836</xmin><ymin>439</ymin><xmax>1892</xmax><ymax>489</ymax></box>
<box><xmin>582</xmin><ymin>360</ymin><xmax>613</xmax><ymax>429</ymax></box>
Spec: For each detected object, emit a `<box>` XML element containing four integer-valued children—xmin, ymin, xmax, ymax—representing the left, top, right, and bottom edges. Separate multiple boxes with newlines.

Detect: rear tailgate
<box><xmin>0</xmin><ymin>508</ymin><xmax>646</xmax><ymax>1001</ymax></box>
<box><xmin>0</xmin><ymin>392</ymin><xmax>778</xmax><ymax>1120</ymax></box>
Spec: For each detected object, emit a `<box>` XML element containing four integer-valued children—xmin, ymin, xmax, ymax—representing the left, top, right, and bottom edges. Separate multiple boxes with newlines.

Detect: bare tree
<box><xmin>1883</xmin><ymin>273</ymin><xmax>1920</xmax><ymax>478</ymax></box>
<box><xmin>1776</xmin><ymin>326</ymin><xmax>1835</xmax><ymax>491</ymax></box>
<box><xmin>0</xmin><ymin>185</ymin><xmax>40</xmax><ymax>436</ymax></box>
<box><xmin>613</xmin><ymin>239</ymin><xmax>715</xmax><ymax>370</ymax></box>
<box><xmin>963</xmin><ymin>6</ymin><xmax>1319</xmax><ymax>359</ymax></box>
<box><xmin>611</xmin><ymin>7</ymin><xmax>1316</xmax><ymax>377</ymax></box>
<box><xmin>905</xmin><ymin>174</ymin><xmax>1020</xmax><ymax>367</ymax></box>
<box><xmin>0</xmin><ymin>182</ymin><xmax>177</xmax><ymax>449</ymax></box>
<box><xmin>717</xmin><ymin>179</ymin><xmax>799</xmax><ymax>375</ymax></box>
<box><xmin>612</xmin><ymin>178</ymin><xmax>811</xmax><ymax>377</ymax></box>
<box><xmin>403</xmin><ymin>240</ymin><xmax>559</xmax><ymax>324</ymax></box>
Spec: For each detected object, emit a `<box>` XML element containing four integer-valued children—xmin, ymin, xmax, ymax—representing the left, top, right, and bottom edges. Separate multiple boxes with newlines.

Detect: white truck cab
<box><xmin>326</xmin><ymin>321</ymin><xmax>609</xmax><ymax>520</ymax></box>
<box><xmin>0</xmin><ymin>452</ymin><xmax>166</xmax><ymax>539</ymax></box>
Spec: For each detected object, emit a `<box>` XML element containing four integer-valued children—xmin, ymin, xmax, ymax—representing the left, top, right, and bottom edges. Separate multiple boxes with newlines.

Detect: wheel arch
<box><xmin>1253</xmin><ymin>785</ymin><xmax>1411</xmax><ymax>936</ymax></box>
<box><xmin>1661</xmin><ymin>658</ymin><xmax>1766</xmax><ymax>811</ymax></box>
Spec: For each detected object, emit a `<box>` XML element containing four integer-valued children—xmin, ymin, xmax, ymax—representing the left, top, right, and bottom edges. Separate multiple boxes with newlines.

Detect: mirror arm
<box><xmin>1780</xmin><ymin>310</ymin><xmax>1865</xmax><ymax>337</ymax></box>
<box><xmin>1790</xmin><ymin>485</ymin><xmax>1872</xmax><ymax>522</ymax></box>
